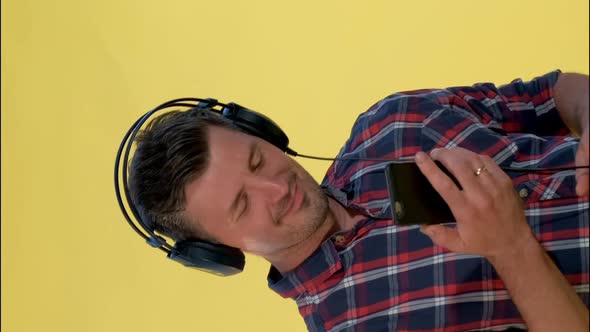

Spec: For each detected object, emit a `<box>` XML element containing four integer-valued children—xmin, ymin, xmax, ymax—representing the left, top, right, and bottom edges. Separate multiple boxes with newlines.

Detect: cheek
<box><xmin>247</xmin><ymin>198</ymin><xmax>275</xmax><ymax>225</ymax></box>
<box><xmin>194</xmin><ymin>208</ymin><xmax>245</xmax><ymax>248</ymax></box>
<box><xmin>238</xmin><ymin>205</ymin><xmax>279</xmax><ymax>250</ymax></box>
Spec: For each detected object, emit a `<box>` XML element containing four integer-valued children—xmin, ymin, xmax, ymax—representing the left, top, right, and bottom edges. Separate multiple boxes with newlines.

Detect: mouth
<box><xmin>283</xmin><ymin>181</ymin><xmax>303</xmax><ymax>218</ymax></box>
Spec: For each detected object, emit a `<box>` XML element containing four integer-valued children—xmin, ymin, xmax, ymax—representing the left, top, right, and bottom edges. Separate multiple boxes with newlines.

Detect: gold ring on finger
<box><xmin>474</xmin><ymin>165</ymin><xmax>487</xmax><ymax>176</ymax></box>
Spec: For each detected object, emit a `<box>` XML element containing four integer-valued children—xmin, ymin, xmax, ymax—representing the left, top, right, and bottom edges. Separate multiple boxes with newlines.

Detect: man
<box><xmin>128</xmin><ymin>70</ymin><xmax>589</xmax><ymax>331</ymax></box>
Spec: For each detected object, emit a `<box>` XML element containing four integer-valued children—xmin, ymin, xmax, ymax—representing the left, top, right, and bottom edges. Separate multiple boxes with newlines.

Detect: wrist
<box><xmin>487</xmin><ymin>229</ymin><xmax>542</xmax><ymax>270</ymax></box>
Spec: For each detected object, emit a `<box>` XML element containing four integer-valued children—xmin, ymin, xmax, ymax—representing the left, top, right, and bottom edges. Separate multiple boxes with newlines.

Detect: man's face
<box><xmin>184</xmin><ymin>125</ymin><xmax>328</xmax><ymax>256</ymax></box>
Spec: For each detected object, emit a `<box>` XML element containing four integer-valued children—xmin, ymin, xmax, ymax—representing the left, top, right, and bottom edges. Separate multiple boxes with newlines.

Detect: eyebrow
<box><xmin>228</xmin><ymin>141</ymin><xmax>257</xmax><ymax>219</ymax></box>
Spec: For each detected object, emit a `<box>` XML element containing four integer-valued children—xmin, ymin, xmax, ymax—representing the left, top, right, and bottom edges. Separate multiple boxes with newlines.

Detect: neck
<box><xmin>328</xmin><ymin>197</ymin><xmax>365</xmax><ymax>232</ymax></box>
<box><xmin>265</xmin><ymin>197</ymin><xmax>364</xmax><ymax>273</ymax></box>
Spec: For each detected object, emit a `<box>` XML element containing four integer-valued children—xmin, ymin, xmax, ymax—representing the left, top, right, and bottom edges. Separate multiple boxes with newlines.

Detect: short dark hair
<box><xmin>128</xmin><ymin>107</ymin><xmax>236</xmax><ymax>242</ymax></box>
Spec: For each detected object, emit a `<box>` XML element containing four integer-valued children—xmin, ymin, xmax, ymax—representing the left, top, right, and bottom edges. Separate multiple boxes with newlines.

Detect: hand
<box><xmin>553</xmin><ymin>72</ymin><xmax>589</xmax><ymax>197</ymax></box>
<box><xmin>415</xmin><ymin>148</ymin><xmax>535</xmax><ymax>260</ymax></box>
<box><xmin>575</xmin><ymin>124</ymin><xmax>589</xmax><ymax>197</ymax></box>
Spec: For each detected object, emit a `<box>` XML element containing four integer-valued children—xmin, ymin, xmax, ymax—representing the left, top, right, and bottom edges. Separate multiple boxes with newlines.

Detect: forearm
<box><xmin>554</xmin><ymin>72</ymin><xmax>589</xmax><ymax>137</ymax></box>
<box><xmin>488</xmin><ymin>232</ymin><xmax>588</xmax><ymax>332</ymax></box>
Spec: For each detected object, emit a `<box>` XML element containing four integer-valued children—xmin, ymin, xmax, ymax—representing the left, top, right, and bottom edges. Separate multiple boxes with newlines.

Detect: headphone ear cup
<box><xmin>222</xmin><ymin>103</ymin><xmax>290</xmax><ymax>152</ymax></box>
<box><xmin>168</xmin><ymin>240</ymin><xmax>245</xmax><ymax>276</ymax></box>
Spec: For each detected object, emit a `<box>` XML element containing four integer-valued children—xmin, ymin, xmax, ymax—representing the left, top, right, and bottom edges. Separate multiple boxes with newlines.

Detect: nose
<box><xmin>245</xmin><ymin>174</ymin><xmax>289</xmax><ymax>204</ymax></box>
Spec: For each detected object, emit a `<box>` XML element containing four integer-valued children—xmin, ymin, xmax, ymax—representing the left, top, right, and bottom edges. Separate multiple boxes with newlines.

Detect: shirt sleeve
<box><xmin>440</xmin><ymin>70</ymin><xmax>569</xmax><ymax>136</ymax></box>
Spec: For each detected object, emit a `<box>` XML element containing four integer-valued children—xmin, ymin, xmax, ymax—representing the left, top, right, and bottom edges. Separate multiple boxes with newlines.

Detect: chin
<box><xmin>242</xmin><ymin>238</ymin><xmax>281</xmax><ymax>256</ymax></box>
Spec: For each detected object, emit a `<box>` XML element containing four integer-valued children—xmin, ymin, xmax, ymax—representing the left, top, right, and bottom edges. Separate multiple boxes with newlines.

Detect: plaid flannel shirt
<box><xmin>268</xmin><ymin>70</ymin><xmax>589</xmax><ymax>332</ymax></box>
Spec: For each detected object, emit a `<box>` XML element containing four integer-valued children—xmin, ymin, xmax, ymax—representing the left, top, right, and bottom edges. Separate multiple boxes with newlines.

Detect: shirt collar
<box><xmin>267</xmin><ymin>184</ymin><xmax>388</xmax><ymax>299</ymax></box>
<box><xmin>267</xmin><ymin>186</ymin><xmax>366</xmax><ymax>298</ymax></box>
<box><xmin>267</xmin><ymin>239</ymin><xmax>342</xmax><ymax>299</ymax></box>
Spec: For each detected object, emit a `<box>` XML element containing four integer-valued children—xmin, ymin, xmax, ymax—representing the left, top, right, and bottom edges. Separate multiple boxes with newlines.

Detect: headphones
<box><xmin>115</xmin><ymin>97</ymin><xmax>590</xmax><ymax>277</ymax></box>
<box><xmin>114</xmin><ymin>97</ymin><xmax>301</xmax><ymax>276</ymax></box>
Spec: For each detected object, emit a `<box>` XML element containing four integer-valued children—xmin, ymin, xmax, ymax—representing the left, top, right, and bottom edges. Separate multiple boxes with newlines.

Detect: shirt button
<box><xmin>519</xmin><ymin>188</ymin><xmax>529</xmax><ymax>198</ymax></box>
<box><xmin>333</xmin><ymin>235</ymin><xmax>345</xmax><ymax>245</ymax></box>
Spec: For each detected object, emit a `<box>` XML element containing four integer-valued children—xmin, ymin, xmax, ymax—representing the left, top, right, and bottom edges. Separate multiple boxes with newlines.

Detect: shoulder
<box><xmin>356</xmin><ymin>89</ymin><xmax>450</xmax><ymax>123</ymax></box>
<box><xmin>343</xmin><ymin>89</ymin><xmax>452</xmax><ymax>152</ymax></box>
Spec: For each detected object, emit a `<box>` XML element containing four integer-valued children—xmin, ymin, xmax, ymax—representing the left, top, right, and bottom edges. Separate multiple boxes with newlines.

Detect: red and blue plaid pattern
<box><xmin>268</xmin><ymin>70</ymin><xmax>589</xmax><ymax>332</ymax></box>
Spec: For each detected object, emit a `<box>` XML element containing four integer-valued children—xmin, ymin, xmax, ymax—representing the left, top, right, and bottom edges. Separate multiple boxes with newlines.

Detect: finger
<box><xmin>469</xmin><ymin>155</ymin><xmax>521</xmax><ymax>213</ymax></box>
<box><xmin>575</xmin><ymin>174</ymin><xmax>588</xmax><ymax>198</ymax></box>
<box><xmin>576</xmin><ymin>150</ymin><xmax>590</xmax><ymax>197</ymax></box>
<box><xmin>415</xmin><ymin>151</ymin><xmax>462</xmax><ymax>206</ymax></box>
<box><xmin>430</xmin><ymin>147</ymin><xmax>485</xmax><ymax>192</ymax></box>
<box><xmin>420</xmin><ymin>225</ymin><xmax>464</xmax><ymax>252</ymax></box>
<box><xmin>474</xmin><ymin>155</ymin><xmax>505</xmax><ymax>186</ymax></box>
<box><xmin>470</xmin><ymin>156</ymin><xmax>496</xmax><ymax>191</ymax></box>
<box><xmin>575</xmin><ymin>131</ymin><xmax>589</xmax><ymax>197</ymax></box>
<box><xmin>576</xmin><ymin>168</ymin><xmax>589</xmax><ymax>197</ymax></box>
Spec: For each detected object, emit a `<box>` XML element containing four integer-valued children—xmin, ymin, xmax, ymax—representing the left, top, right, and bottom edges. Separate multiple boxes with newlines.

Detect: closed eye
<box><xmin>250</xmin><ymin>146</ymin><xmax>264</xmax><ymax>172</ymax></box>
<box><xmin>235</xmin><ymin>143</ymin><xmax>264</xmax><ymax>220</ymax></box>
<box><xmin>253</xmin><ymin>155</ymin><xmax>264</xmax><ymax>171</ymax></box>
<box><xmin>239</xmin><ymin>191</ymin><xmax>248</xmax><ymax>218</ymax></box>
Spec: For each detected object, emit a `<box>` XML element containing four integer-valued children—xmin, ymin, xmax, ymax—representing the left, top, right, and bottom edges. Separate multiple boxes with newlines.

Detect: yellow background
<box><xmin>2</xmin><ymin>0</ymin><xmax>588</xmax><ymax>331</ymax></box>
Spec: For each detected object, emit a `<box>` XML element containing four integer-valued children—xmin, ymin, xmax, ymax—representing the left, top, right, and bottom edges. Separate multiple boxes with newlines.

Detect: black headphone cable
<box><xmin>292</xmin><ymin>152</ymin><xmax>590</xmax><ymax>173</ymax></box>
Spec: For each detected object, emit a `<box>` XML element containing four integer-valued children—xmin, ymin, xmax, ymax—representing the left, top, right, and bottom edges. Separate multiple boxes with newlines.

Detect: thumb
<box><xmin>420</xmin><ymin>225</ymin><xmax>464</xmax><ymax>252</ymax></box>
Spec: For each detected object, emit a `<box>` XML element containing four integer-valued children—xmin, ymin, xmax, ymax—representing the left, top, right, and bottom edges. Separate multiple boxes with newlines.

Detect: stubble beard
<box><xmin>246</xmin><ymin>179</ymin><xmax>330</xmax><ymax>257</ymax></box>
<box><xmin>282</xmin><ymin>172</ymin><xmax>330</xmax><ymax>249</ymax></box>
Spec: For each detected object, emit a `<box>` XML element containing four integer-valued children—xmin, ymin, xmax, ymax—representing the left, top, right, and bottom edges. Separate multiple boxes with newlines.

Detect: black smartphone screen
<box><xmin>384</xmin><ymin>161</ymin><xmax>458</xmax><ymax>225</ymax></box>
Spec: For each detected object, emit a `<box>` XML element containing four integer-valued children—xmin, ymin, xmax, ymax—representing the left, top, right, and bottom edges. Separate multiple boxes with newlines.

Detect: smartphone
<box><xmin>384</xmin><ymin>161</ymin><xmax>460</xmax><ymax>225</ymax></box>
